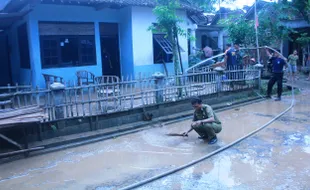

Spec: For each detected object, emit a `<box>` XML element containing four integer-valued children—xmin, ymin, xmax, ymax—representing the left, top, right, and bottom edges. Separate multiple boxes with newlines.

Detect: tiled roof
<box><xmin>2</xmin><ymin>0</ymin><xmax>202</xmax><ymax>13</ymax></box>
<box><xmin>189</xmin><ymin>13</ymin><xmax>214</xmax><ymax>26</ymax></box>
<box><xmin>96</xmin><ymin>0</ymin><xmax>201</xmax><ymax>12</ymax></box>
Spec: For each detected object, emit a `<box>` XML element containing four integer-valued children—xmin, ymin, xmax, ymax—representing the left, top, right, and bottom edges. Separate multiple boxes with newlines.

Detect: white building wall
<box><xmin>131</xmin><ymin>7</ymin><xmax>189</xmax><ymax>74</ymax></box>
<box><xmin>131</xmin><ymin>7</ymin><xmax>154</xmax><ymax>67</ymax></box>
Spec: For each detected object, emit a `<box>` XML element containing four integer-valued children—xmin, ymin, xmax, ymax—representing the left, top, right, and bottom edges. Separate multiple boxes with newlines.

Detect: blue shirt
<box><xmin>271</xmin><ymin>57</ymin><xmax>286</xmax><ymax>73</ymax></box>
<box><xmin>226</xmin><ymin>48</ymin><xmax>237</xmax><ymax>69</ymax></box>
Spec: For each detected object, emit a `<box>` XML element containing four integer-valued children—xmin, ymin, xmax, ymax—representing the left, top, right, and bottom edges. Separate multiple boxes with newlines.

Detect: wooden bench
<box><xmin>42</xmin><ymin>74</ymin><xmax>64</xmax><ymax>89</ymax></box>
<box><xmin>76</xmin><ymin>70</ymin><xmax>95</xmax><ymax>86</ymax></box>
<box><xmin>0</xmin><ymin>106</ymin><xmax>46</xmax><ymax>158</ymax></box>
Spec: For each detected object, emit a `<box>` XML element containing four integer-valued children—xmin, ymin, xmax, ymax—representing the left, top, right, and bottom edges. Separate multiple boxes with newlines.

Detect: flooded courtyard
<box><xmin>0</xmin><ymin>87</ymin><xmax>309</xmax><ymax>190</ymax></box>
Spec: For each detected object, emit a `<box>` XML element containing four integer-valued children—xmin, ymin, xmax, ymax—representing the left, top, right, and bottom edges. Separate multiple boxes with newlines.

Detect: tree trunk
<box><xmin>170</xmin><ymin>34</ymin><xmax>180</xmax><ymax>75</ymax></box>
<box><xmin>176</xmin><ymin>34</ymin><xmax>184</xmax><ymax>74</ymax></box>
<box><xmin>169</xmin><ymin>29</ymin><xmax>182</xmax><ymax>97</ymax></box>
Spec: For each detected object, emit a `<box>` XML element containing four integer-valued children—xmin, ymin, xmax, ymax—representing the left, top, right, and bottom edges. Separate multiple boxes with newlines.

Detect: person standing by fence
<box><xmin>265</xmin><ymin>48</ymin><xmax>288</xmax><ymax>101</ymax></box>
<box><xmin>203</xmin><ymin>46</ymin><xmax>213</xmax><ymax>59</ymax></box>
<box><xmin>287</xmin><ymin>50</ymin><xmax>299</xmax><ymax>81</ymax></box>
<box><xmin>212</xmin><ymin>44</ymin><xmax>237</xmax><ymax>69</ymax></box>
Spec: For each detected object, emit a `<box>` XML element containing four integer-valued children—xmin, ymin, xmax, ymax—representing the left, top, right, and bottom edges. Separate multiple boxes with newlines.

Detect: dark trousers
<box><xmin>267</xmin><ymin>73</ymin><xmax>283</xmax><ymax>98</ymax></box>
<box><xmin>193</xmin><ymin>122</ymin><xmax>222</xmax><ymax>141</ymax></box>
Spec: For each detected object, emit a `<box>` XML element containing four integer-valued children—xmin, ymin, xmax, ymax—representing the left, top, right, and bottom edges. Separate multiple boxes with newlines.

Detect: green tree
<box><xmin>289</xmin><ymin>0</ymin><xmax>310</xmax><ymax>22</ymax></box>
<box><xmin>256</xmin><ymin>2</ymin><xmax>295</xmax><ymax>47</ymax></box>
<box><xmin>222</xmin><ymin>2</ymin><xmax>295</xmax><ymax>48</ymax></box>
<box><xmin>151</xmin><ymin>0</ymin><xmax>185</xmax><ymax>76</ymax></box>
<box><xmin>220</xmin><ymin>15</ymin><xmax>255</xmax><ymax>46</ymax></box>
<box><xmin>296</xmin><ymin>33</ymin><xmax>310</xmax><ymax>59</ymax></box>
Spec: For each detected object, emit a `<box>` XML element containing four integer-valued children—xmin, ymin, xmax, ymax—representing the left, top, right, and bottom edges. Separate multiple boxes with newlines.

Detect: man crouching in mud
<box><xmin>183</xmin><ymin>97</ymin><xmax>222</xmax><ymax>144</ymax></box>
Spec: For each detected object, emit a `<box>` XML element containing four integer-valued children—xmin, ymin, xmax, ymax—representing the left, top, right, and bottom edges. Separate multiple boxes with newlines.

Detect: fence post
<box><xmin>50</xmin><ymin>82</ymin><xmax>65</xmax><ymax>119</ymax></box>
<box><xmin>152</xmin><ymin>72</ymin><xmax>165</xmax><ymax>104</ymax></box>
<box><xmin>214</xmin><ymin>67</ymin><xmax>225</xmax><ymax>97</ymax></box>
<box><xmin>254</xmin><ymin>63</ymin><xmax>264</xmax><ymax>91</ymax></box>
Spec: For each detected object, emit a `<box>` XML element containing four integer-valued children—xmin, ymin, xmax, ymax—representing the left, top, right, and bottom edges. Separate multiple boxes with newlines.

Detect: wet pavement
<box><xmin>0</xmin><ymin>86</ymin><xmax>309</xmax><ymax>189</ymax></box>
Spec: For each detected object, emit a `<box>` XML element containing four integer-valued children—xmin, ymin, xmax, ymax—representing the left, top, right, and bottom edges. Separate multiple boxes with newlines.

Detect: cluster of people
<box><xmin>211</xmin><ymin>43</ymin><xmax>256</xmax><ymax>70</ymax></box>
<box><xmin>208</xmin><ymin>43</ymin><xmax>307</xmax><ymax>101</ymax></box>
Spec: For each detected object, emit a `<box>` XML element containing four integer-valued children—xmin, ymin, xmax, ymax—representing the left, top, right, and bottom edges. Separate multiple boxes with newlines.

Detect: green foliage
<box><xmin>152</xmin><ymin>0</ymin><xmax>184</xmax><ymax>35</ymax></box>
<box><xmin>189</xmin><ymin>50</ymin><xmax>203</xmax><ymax>67</ymax></box>
<box><xmin>257</xmin><ymin>2</ymin><xmax>295</xmax><ymax>46</ymax></box>
<box><xmin>289</xmin><ymin>0</ymin><xmax>310</xmax><ymax>22</ymax></box>
<box><xmin>222</xmin><ymin>2</ymin><xmax>297</xmax><ymax>47</ymax></box>
<box><xmin>187</xmin><ymin>0</ymin><xmax>218</xmax><ymax>12</ymax></box>
<box><xmin>220</xmin><ymin>15</ymin><xmax>255</xmax><ymax>46</ymax></box>
<box><xmin>296</xmin><ymin>33</ymin><xmax>310</xmax><ymax>47</ymax></box>
<box><xmin>151</xmin><ymin>0</ymin><xmax>184</xmax><ymax>75</ymax></box>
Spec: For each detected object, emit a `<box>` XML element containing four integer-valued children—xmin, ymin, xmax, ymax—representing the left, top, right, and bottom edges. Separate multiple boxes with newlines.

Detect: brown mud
<box><xmin>0</xmin><ymin>89</ymin><xmax>309</xmax><ymax>190</ymax></box>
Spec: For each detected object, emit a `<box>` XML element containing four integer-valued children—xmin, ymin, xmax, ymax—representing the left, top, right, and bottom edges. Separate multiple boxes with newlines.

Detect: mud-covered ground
<box><xmin>0</xmin><ymin>84</ymin><xmax>309</xmax><ymax>190</ymax></box>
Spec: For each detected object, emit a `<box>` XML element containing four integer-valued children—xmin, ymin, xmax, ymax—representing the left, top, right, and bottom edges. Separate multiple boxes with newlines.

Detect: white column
<box><xmin>218</xmin><ymin>30</ymin><xmax>224</xmax><ymax>51</ymax></box>
<box><xmin>94</xmin><ymin>22</ymin><xmax>102</xmax><ymax>76</ymax></box>
<box><xmin>27</xmin><ymin>19</ymin><xmax>42</xmax><ymax>88</ymax></box>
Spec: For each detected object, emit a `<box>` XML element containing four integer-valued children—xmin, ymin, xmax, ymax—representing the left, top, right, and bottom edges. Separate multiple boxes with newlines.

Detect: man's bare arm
<box><xmin>212</xmin><ymin>55</ymin><xmax>227</xmax><ymax>68</ymax></box>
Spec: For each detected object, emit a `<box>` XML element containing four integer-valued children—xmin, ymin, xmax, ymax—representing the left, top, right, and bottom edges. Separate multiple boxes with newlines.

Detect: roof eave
<box><xmin>2</xmin><ymin>0</ymin><xmax>203</xmax><ymax>14</ymax></box>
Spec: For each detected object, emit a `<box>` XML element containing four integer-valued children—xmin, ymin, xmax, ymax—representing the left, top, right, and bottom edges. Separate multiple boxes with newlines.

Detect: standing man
<box><xmin>234</xmin><ymin>43</ymin><xmax>246</xmax><ymax>82</ymax></box>
<box><xmin>203</xmin><ymin>46</ymin><xmax>213</xmax><ymax>59</ymax></box>
<box><xmin>212</xmin><ymin>44</ymin><xmax>237</xmax><ymax>69</ymax></box>
<box><xmin>212</xmin><ymin>44</ymin><xmax>237</xmax><ymax>88</ymax></box>
<box><xmin>287</xmin><ymin>50</ymin><xmax>299</xmax><ymax>81</ymax></box>
<box><xmin>265</xmin><ymin>48</ymin><xmax>288</xmax><ymax>101</ymax></box>
<box><xmin>225</xmin><ymin>44</ymin><xmax>237</xmax><ymax>70</ymax></box>
<box><xmin>183</xmin><ymin>97</ymin><xmax>222</xmax><ymax>144</ymax></box>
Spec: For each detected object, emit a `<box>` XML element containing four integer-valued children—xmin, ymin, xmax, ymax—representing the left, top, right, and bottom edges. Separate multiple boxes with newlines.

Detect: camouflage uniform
<box><xmin>193</xmin><ymin>104</ymin><xmax>222</xmax><ymax>141</ymax></box>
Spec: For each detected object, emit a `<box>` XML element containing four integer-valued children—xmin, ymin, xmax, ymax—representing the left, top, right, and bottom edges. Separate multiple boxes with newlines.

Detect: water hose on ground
<box><xmin>120</xmin><ymin>47</ymin><xmax>295</xmax><ymax>190</ymax></box>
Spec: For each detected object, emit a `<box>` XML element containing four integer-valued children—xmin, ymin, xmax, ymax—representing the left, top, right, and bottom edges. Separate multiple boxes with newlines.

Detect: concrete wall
<box><xmin>131</xmin><ymin>7</ymin><xmax>189</xmax><ymax>75</ymax></box>
<box><xmin>23</xmin><ymin>4</ymin><xmax>125</xmax><ymax>87</ymax></box>
<box><xmin>8</xmin><ymin>4</ymin><xmax>191</xmax><ymax>87</ymax></box>
<box><xmin>119</xmin><ymin>7</ymin><xmax>134</xmax><ymax>78</ymax></box>
<box><xmin>8</xmin><ymin>4</ymin><xmax>127</xmax><ymax>87</ymax></box>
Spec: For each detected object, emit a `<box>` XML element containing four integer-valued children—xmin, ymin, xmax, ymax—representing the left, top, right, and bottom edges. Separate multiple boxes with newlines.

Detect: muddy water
<box><xmin>137</xmin><ymin>90</ymin><xmax>310</xmax><ymax>190</ymax></box>
<box><xmin>0</xmin><ymin>90</ymin><xmax>309</xmax><ymax>190</ymax></box>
